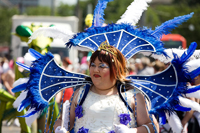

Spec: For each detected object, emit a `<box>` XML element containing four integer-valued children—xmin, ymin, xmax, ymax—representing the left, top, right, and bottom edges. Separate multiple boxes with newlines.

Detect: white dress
<box><xmin>74</xmin><ymin>88</ymin><xmax>140</xmax><ymax>133</ymax></box>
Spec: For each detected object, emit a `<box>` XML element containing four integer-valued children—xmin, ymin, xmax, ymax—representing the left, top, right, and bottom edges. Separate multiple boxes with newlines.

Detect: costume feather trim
<box><xmin>142</xmin><ymin>43</ymin><xmax>199</xmax><ymax>63</ymax></box>
<box><xmin>13</xmin><ymin>78</ymin><xmax>29</xmax><ymax>87</ymax></box>
<box><xmin>25</xmin><ymin>108</ymin><xmax>40</xmax><ymax>127</ymax></box>
<box><xmin>91</xmin><ymin>0</ymin><xmax>113</xmax><ymax>27</ymax></box>
<box><xmin>13</xmin><ymin>91</ymin><xmax>28</xmax><ymax>108</ymax></box>
<box><xmin>166</xmin><ymin>112</ymin><xmax>183</xmax><ymax>133</ymax></box>
<box><xmin>28</xmin><ymin>26</ymin><xmax>75</xmax><ymax>44</ymax></box>
<box><xmin>16</xmin><ymin>62</ymin><xmax>30</xmax><ymax>71</ymax></box>
<box><xmin>24</xmin><ymin>52</ymin><xmax>36</xmax><ymax>66</ymax></box>
<box><xmin>62</xmin><ymin>100</ymin><xmax>70</xmax><ymax>130</ymax></box>
<box><xmin>179</xmin><ymin>96</ymin><xmax>200</xmax><ymax>112</ymax></box>
<box><xmin>116</xmin><ymin>0</ymin><xmax>152</xmax><ymax>25</ymax></box>
<box><xmin>141</xmin><ymin>48</ymin><xmax>184</xmax><ymax>63</ymax></box>
<box><xmin>186</xmin><ymin>91</ymin><xmax>200</xmax><ymax>99</ymax></box>
<box><xmin>183</xmin><ymin>58</ymin><xmax>200</xmax><ymax>80</ymax></box>
<box><xmin>151</xmin><ymin>12</ymin><xmax>194</xmax><ymax>39</ymax></box>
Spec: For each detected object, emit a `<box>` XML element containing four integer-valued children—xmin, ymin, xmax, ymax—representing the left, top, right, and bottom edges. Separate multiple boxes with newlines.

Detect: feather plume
<box><xmin>179</xmin><ymin>96</ymin><xmax>200</xmax><ymax>112</ymax></box>
<box><xmin>62</xmin><ymin>100</ymin><xmax>70</xmax><ymax>130</ymax></box>
<box><xmin>25</xmin><ymin>108</ymin><xmax>40</xmax><ymax>127</ymax></box>
<box><xmin>13</xmin><ymin>91</ymin><xmax>28</xmax><ymax>108</ymax></box>
<box><xmin>141</xmin><ymin>42</ymin><xmax>198</xmax><ymax>63</ymax></box>
<box><xmin>166</xmin><ymin>112</ymin><xmax>183</xmax><ymax>133</ymax></box>
<box><xmin>141</xmin><ymin>48</ymin><xmax>185</xmax><ymax>63</ymax></box>
<box><xmin>24</xmin><ymin>52</ymin><xmax>36</xmax><ymax>66</ymax></box>
<box><xmin>92</xmin><ymin>0</ymin><xmax>113</xmax><ymax>27</ymax></box>
<box><xmin>28</xmin><ymin>26</ymin><xmax>75</xmax><ymax>44</ymax></box>
<box><xmin>116</xmin><ymin>0</ymin><xmax>152</xmax><ymax>25</ymax></box>
<box><xmin>186</xmin><ymin>90</ymin><xmax>200</xmax><ymax>99</ymax></box>
<box><xmin>28</xmin><ymin>48</ymin><xmax>42</xmax><ymax>59</ymax></box>
<box><xmin>151</xmin><ymin>12</ymin><xmax>194</xmax><ymax>39</ymax></box>
<box><xmin>13</xmin><ymin>78</ymin><xmax>29</xmax><ymax>87</ymax></box>
<box><xmin>16</xmin><ymin>62</ymin><xmax>30</xmax><ymax>71</ymax></box>
<box><xmin>180</xmin><ymin>42</ymin><xmax>197</xmax><ymax>64</ymax></box>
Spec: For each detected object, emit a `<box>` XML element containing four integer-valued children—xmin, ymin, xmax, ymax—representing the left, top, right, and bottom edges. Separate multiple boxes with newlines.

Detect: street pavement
<box><xmin>2</xmin><ymin>121</ymin><xmax>20</xmax><ymax>133</ymax></box>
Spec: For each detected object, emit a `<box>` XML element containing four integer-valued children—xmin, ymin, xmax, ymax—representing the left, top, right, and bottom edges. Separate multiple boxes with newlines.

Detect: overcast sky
<box><xmin>56</xmin><ymin>0</ymin><xmax>77</xmax><ymax>6</ymax></box>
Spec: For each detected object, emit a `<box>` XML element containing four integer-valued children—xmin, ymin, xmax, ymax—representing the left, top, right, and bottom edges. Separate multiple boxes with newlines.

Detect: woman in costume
<box><xmin>12</xmin><ymin>0</ymin><xmax>200</xmax><ymax>133</ymax></box>
<box><xmin>54</xmin><ymin>44</ymin><xmax>159</xmax><ymax>133</ymax></box>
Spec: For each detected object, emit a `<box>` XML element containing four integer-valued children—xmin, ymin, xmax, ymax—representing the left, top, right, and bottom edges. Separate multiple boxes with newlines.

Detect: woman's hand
<box><xmin>55</xmin><ymin>126</ymin><xmax>68</xmax><ymax>133</ymax></box>
<box><xmin>114</xmin><ymin>124</ymin><xmax>137</xmax><ymax>133</ymax></box>
<box><xmin>53</xmin><ymin>118</ymin><xmax>62</xmax><ymax>132</ymax></box>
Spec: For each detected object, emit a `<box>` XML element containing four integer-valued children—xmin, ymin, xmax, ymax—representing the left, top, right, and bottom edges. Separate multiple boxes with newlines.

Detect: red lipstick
<box><xmin>94</xmin><ymin>74</ymin><xmax>101</xmax><ymax>78</ymax></box>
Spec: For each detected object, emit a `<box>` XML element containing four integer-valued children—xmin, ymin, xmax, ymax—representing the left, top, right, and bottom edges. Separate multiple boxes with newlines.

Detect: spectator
<box><xmin>152</xmin><ymin>60</ymin><xmax>165</xmax><ymax>74</ymax></box>
<box><xmin>136</xmin><ymin>57</ymin><xmax>154</xmax><ymax>75</ymax></box>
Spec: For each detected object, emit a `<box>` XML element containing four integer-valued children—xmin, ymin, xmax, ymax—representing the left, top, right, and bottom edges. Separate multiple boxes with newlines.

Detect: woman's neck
<box><xmin>91</xmin><ymin>85</ymin><xmax>117</xmax><ymax>95</ymax></box>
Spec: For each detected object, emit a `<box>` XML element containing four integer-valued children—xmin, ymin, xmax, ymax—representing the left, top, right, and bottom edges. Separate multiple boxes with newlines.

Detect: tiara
<box><xmin>98</xmin><ymin>41</ymin><xmax>117</xmax><ymax>57</ymax></box>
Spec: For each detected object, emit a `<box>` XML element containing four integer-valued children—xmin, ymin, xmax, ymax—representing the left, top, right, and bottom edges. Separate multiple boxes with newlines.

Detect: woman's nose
<box><xmin>94</xmin><ymin>66</ymin><xmax>99</xmax><ymax>72</ymax></box>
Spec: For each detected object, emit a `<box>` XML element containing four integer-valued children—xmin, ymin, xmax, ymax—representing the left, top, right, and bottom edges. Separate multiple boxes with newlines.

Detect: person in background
<box><xmin>62</xmin><ymin>57</ymin><xmax>73</xmax><ymax>72</ymax></box>
<box><xmin>152</xmin><ymin>60</ymin><xmax>165</xmax><ymax>74</ymax></box>
<box><xmin>1</xmin><ymin>57</ymin><xmax>24</xmax><ymax>95</ymax></box>
<box><xmin>135</xmin><ymin>57</ymin><xmax>154</xmax><ymax>76</ymax></box>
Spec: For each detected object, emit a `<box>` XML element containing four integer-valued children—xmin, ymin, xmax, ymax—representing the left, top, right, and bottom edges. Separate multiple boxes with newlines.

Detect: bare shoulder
<box><xmin>70</xmin><ymin>88</ymin><xmax>80</xmax><ymax>105</ymax></box>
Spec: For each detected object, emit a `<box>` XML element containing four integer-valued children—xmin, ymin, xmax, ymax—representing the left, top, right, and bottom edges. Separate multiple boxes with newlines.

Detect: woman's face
<box><xmin>89</xmin><ymin>57</ymin><xmax>116</xmax><ymax>89</ymax></box>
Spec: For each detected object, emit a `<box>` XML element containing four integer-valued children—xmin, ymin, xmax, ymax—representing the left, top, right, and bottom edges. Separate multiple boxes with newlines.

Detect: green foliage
<box><xmin>150</xmin><ymin>4</ymin><xmax>200</xmax><ymax>48</ymax></box>
<box><xmin>145</xmin><ymin>7</ymin><xmax>160</xmax><ymax>28</ymax></box>
<box><xmin>173</xmin><ymin>0</ymin><xmax>200</xmax><ymax>6</ymax></box>
<box><xmin>57</xmin><ymin>3</ymin><xmax>75</xmax><ymax>16</ymax></box>
<box><xmin>25</xmin><ymin>6</ymin><xmax>51</xmax><ymax>15</ymax></box>
<box><xmin>0</xmin><ymin>7</ymin><xmax>19</xmax><ymax>46</ymax></box>
<box><xmin>104</xmin><ymin>0</ymin><xmax>133</xmax><ymax>23</ymax></box>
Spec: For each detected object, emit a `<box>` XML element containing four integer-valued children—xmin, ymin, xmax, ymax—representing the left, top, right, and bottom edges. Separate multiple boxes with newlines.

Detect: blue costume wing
<box><xmin>12</xmin><ymin>49</ymin><xmax>92</xmax><ymax>117</ymax></box>
<box><xmin>127</xmin><ymin>42</ymin><xmax>200</xmax><ymax>124</ymax></box>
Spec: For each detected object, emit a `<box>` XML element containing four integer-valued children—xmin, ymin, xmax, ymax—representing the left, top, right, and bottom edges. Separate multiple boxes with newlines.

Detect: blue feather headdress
<box><xmin>66</xmin><ymin>0</ymin><xmax>194</xmax><ymax>60</ymax></box>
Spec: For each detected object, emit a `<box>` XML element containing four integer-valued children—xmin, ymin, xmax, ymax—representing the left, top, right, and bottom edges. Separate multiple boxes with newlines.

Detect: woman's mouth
<box><xmin>94</xmin><ymin>74</ymin><xmax>101</xmax><ymax>78</ymax></box>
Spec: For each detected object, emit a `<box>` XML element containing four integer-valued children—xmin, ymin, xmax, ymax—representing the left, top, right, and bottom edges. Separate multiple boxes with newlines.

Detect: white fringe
<box><xmin>25</xmin><ymin>108</ymin><xmax>40</xmax><ymax>127</ymax></box>
<box><xmin>183</xmin><ymin>58</ymin><xmax>200</xmax><ymax>73</ymax></box>
<box><xmin>62</xmin><ymin>100</ymin><xmax>70</xmax><ymax>130</ymax></box>
<box><xmin>186</xmin><ymin>89</ymin><xmax>200</xmax><ymax>99</ymax></box>
<box><xmin>13</xmin><ymin>90</ymin><xmax>28</xmax><ymax>108</ymax></box>
<box><xmin>28</xmin><ymin>26</ymin><xmax>75</xmax><ymax>44</ymax></box>
<box><xmin>13</xmin><ymin>78</ymin><xmax>29</xmax><ymax>87</ymax></box>
<box><xmin>166</xmin><ymin>112</ymin><xmax>183</xmax><ymax>133</ymax></box>
<box><xmin>24</xmin><ymin>52</ymin><xmax>36</xmax><ymax>66</ymax></box>
<box><xmin>179</xmin><ymin>96</ymin><xmax>200</xmax><ymax>112</ymax></box>
<box><xmin>116</xmin><ymin>0</ymin><xmax>152</xmax><ymax>25</ymax></box>
<box><xmin>192</xmin><ymin>50</ymin><xmax>200</xmax><ymax>60</ymax></box>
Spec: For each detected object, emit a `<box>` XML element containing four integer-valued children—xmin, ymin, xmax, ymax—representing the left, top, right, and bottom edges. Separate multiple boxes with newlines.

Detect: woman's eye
<box><xmin>99</xmin><ymin>64</ymin><xmax>109</xmax><ymax>68</ymax></box>
<box><xmin>90</xmin><ymin>63</ymin><xmax>96</xmax><ymax>67</ymax></box>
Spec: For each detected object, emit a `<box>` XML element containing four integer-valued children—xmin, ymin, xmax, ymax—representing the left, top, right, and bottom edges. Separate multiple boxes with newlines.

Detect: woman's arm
<box><xmin>115</xmin><ymin>92</ymin><xmax>159</xmax><ymax>133</ymax></box>
<box><xmin>134</xmin><ymin>93</ymin><xmax>159</xmax><ymax>133</ymax></box>
<box><xmin>54</xmin><ymin>89</ymin><xmax>79</xmax><ymax>131</ymax></box>
<box><xmin>181</xmin><ymin>97</ymin><xmax>195</xmax><ymax>127</ymax></box>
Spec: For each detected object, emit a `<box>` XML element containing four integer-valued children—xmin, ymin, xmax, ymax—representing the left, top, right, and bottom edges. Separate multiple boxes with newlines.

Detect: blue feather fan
<box><xmin>151</xmin><ymin>12</ymin><xmax>194</xmax><ymax>39</ymax></box>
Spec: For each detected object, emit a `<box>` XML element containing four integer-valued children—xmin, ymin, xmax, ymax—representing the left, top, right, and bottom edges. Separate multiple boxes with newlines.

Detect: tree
<box><xmin>25</xmin><ymin>6</ymin><xmax>51</xmax><ymax>16</ymax></box>
<box><xmin>147</xmin><ymin>4</ymin><xmax>200</xmax><ymax>48</ymax></box>
<box><xmin>57</xmin><ymin>3</ymin><xmax>75</xmax><ymax>16</ymax></box>
<box><xmin>0</xmin><ymin>7</ymin><xmax>19</xmax><ymax>46</ymax></box>
<box><xmin>173</xmin><ymin>0</ymin><xmax>200</xmax><ymax>6</ymax></box>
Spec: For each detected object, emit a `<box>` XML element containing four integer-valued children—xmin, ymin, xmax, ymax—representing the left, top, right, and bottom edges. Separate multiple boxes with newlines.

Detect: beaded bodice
<box><xmin>74</xmin><ymin>88</ymin><xmax>139</xmax><ymax>133</ymax></box>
